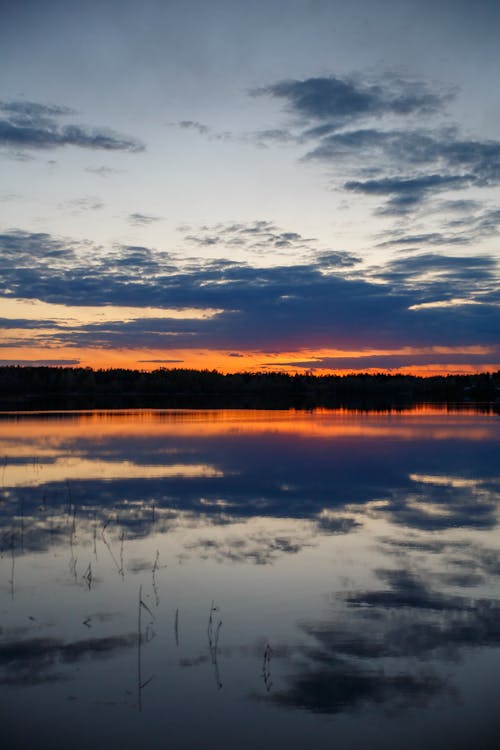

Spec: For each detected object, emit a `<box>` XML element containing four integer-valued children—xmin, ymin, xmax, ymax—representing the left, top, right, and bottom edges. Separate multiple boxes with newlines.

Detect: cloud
<box><xmin>185</xmin><ymin>530</ymin><xmax>316</xmax><ymax>565</ymax></box>
<box><xmin>0</xmin><ymin>100</ymin><xmax>144</xmax><ymax>153</ymax></box>
<box><xmin>344</xmin><ymin>173</ymin><xmax>472</xmax><ymax>213</ymax></box>
<box><xmin>2</xmin><ymin>415</ymin><xmax>498</xmax><ymax>558</ymax></box>
<box><xmin>0</xmin><ymin>359</ymin><xmax>80</xmax><ymax>366</ymax></box>
<box><xmin>253</xmin><ymin>74</ymin><xmax>450</xmax><ymax>127</ymax></box>
<box><xmin>247</xmin><ymin>73</ymin><xmax>500</xmax><ymax>220</ymax></box>
<box><xmin>0</xmin><ymin>633</ymin><xmax>136</xmax><ymax>686</ymax></box>
<box><xmin>171</xmin><ymin>120</ymin><xmax>295</xmax><ymax>148</ymax></box>
<box><xmin>183</xmin><ymin>220</ymin><xmax>317</xmax><ymax>254</ymax></box>
<box><xmin>128</xmin><ymin>212</ymin><xmax>162</xmax><ymax>226</ymax></box>
<box><xmin>59</xmin><ymin>196</ymin><xmax>104</xmax><ymax>213</ymax></box>
<box><xmin>136</xmin><ymin>359</ymin><xmax>184</xmax><ymax>364</ymax></box>
<box><xmin>272</xmin><ymin>557</ymin><xmax>500</xmax><ymax>715</ymax></box>
<box><xmin>377</xmin><ymin>232</ymin><xmax>470</xmax><ymax>248</ymax></box>
<box><xmin>372</xmin><ymin>252</ymin><xmax>499</xmax><ymax>300</ymax></box>
<box><xmin>176</xmin><ymin>120</ymin><xmax>210</xmax><ymax>135</ymax></box>
<box><xmin>306</xmin><ymin>126</ymin><xmax>500</xmax><ymax>180</ymax></box>
<box><xmin>271</xmin><ymin>665</ymin><xmax>445</xmax><ymax>715</ymax></box>
<box><xmin>382</xmin><ymin>475</ymin><xmax>500</xmax><ymax>532</ymax></box>
<box><xmin>85</xmin><ymin>166</ymin><xmax>121</xmax><ymax>178</ymax></box>
<box><xmin>376</xmin><ymin>204</ymin><xmax>500</xmax><ymax>246</ymax></box>
<box><xmin>0</xmin><ymin>230</ymin><xmax>498</xmax><ymax>354</ymax></box>
<box><xmin>307</xmin><ymin>127</ymin><xmax>500</xmax><ymax>215</ymax></box>
<box><xmin>269</xmin><ymin>350</ymin><xmax>500</xmax><ymax>372</ymax></box>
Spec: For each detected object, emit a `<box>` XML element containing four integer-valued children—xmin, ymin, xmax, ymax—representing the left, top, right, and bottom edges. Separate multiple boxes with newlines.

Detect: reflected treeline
<box><xmin>0</xmin><ymin>365</ymin><xmax>499</xmax><ymax>410</ymax></box>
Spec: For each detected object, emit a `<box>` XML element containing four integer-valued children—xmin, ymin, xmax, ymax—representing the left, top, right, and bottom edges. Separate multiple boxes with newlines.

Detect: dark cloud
<box><xmin>345</xmin><ymin>568</ymin><xmax>473</xmax><ymax>611</ymax></box>
<box><xmin>0</xmin><ymin>231</ymin><xmax>498</xmax><ymax>354</ymax></box>
<box><xmin>269</xmin><ymin>350</ymin><xmax>500</xmax><ymax>372</ymax></box>
<box><xmin>383</xmin><ymin>479</ymin><xmax>499</xmax><ymax>532</ymax></box>
<box><xmin>136</xmin><ymin>359</ymin><xmax>184</xmax><ymax>363</ymax></box>
<box><xmin>0</xmin><ymin>633</ymin><xmax>136</xmax><ymax>686</ymax></box>
<box><xmin>0</xmin><ymin>317</ymin><xmax>67</xmax><ymax>330</ymax></box>
<box><xmin>173</xmin><ymin>82</ymin><xmax>500</xmax><ymax>225</ymax></box>
<box><xmin>315</xmin><ymin>250</ymin><xmax>361</xmax><ymax>267</ymax></box>
<box><xmin>0</xmin><ymin>359</ymin><xmax>80</xmax><ymax>366</ymax></box>
<box><xmin>184</xmin><ymin>530</ymin><xmax>316</xmax><ymax>565</ymax></box>
<box><xmin>0</xmin><ymin>100</ymin><xmax>144</xmax><ymax>153</ymax></box>
<box><xmin>272</xmin><ymin>665</ymin><xmax>446</xmax><ymax>715</ymax></box>
<box><xmin>272</xmin><ymin>554</ymin><xmax>500</xmax><ymax>715</ymax></box>
<box><xmin>305</xmin><ymin>126</ymin><xmax>500</xmax><ymax>177</ymax></box>
<box><xmin>244</xmin><ymin>77</ymin><xmax>500</xmax><ymax>218</ymax></box>
<box><xmin>344</xmin><ymin>173</ymin><xmax>472</xmax><ymax>210</ymax></box>
<box><xmin>183</xmin><ymin>220</ymin><xmax>316</xmax><ymax>254</ymax></box>
<box><xmin>0</xmin><ymin>101</ymin><xmax>75</xmax><ymax>118</ymax></box>
<box><xmin>254</xmin><ymin>75</ymin><xmax>449</xmax><ymax>127</ymax></box>
<box><xmin>303</xmin><ymin>126</ymin><xmax>500</xmax><ymax>215</ymax></box>
<box><xmin>373</xmin><ymin>252</ymin><xmax>498</xmax><ymax>300</ymax></box>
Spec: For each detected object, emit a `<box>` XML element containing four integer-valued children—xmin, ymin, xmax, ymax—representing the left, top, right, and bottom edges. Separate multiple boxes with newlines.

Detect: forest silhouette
<box><xmin>0</xmin><ymin>366</ymin><xmax>498</xmax><ymax>411</ymax></box>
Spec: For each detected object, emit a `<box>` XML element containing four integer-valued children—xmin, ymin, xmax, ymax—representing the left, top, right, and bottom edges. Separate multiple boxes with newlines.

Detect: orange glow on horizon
<box><xmin>0</xmin><ymin>344</ymin><xmax>498</xmax><ymax>376</ymax></box>
<box><xmin>0</xmin><ymin>408</ymin><xmax>496</xmax><ymax>448</ymax></box>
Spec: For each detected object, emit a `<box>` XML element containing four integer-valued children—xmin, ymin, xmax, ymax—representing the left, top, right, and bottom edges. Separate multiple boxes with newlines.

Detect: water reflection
<box><xmin>1</xmin><ymin>408</ymin><xmax>499</xmax><ymax>749</ymax></box>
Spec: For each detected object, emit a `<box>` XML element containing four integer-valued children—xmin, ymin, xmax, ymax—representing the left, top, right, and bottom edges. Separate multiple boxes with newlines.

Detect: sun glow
<box><xmin>1</xmin><ymin>342</ymin><xmax>498</xmax><ymax>376</ymax></box>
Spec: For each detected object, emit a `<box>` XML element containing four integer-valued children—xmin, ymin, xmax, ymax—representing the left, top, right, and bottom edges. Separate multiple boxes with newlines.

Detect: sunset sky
<box><xmin>1</xmin><ymin>0</ymin><xmax>499</xmax><ymax>374</ymax></box>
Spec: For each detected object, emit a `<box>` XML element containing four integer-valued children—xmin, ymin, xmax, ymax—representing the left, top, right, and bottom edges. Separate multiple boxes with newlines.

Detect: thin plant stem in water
<box><xmin>152</xmin><ymin>550</ymin><xmax>160</xmax><ymax>607</ymax></box>
<box><xmin>175</xmin><ymin>608</ymin><xmax>179</xmax><ymax>647</ymax></box>
<box><xmin>101</xmin><ymin>517</ymin><xmax>123</xmax><ymax>578</ymax></box>
<box><xmin>9</xmin><ymin>530</ymin><xmax>16</xmax><ymax>599</ymax></box>
<box><xmin>119</xmin><ymin>527</ymin><xmax>125</xmax><ymax>580</ymax></box>
<box><xmin>207</xmin><ymin>601</ymin><xmax>223</xmax><ymax>690</ymax></box>
<box><xmin>83</xmin><ymin>562</ymin><xmax>93</xmax><ymax>590</ymax></box>
<box><xmin>137</xmin><ymin>585</ymin><xmax>155</xmax><ymax>712</ymax></box>
<box><xmin>262</xmin><ymin>643</ymin><xmax>273</xmax><ymax>692</ymax></box>
<box><xmin>93</xmin><ymin>510</ymin><xmax>98</xmax><ymax>559</ymax></box>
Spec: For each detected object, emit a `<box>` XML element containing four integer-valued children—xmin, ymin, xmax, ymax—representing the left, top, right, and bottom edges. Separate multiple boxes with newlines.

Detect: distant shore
<box><xmin>0</xmin><ymin>365</ymin><xmax>498</xmax><ymax>412</ymax></box>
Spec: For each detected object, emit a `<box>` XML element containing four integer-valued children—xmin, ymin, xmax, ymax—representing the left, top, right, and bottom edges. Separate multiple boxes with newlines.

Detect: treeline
<box><xmin>0</xmin><ymin>366</ymin><xmax>499</xmax><ymax>410</ymax></box>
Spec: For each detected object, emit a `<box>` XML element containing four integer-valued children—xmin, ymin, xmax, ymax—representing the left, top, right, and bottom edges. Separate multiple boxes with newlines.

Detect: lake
<box><xmin>1</xmin><ymin>408</ymin><xmax>499</xmax><ymax>749</ymax></box>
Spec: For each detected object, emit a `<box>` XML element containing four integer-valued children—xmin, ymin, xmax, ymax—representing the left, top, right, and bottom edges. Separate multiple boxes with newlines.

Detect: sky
<box><xmin>1</xmin><ymin>0</ymin><xmax>499</xmax><ymax>375</ymax></box>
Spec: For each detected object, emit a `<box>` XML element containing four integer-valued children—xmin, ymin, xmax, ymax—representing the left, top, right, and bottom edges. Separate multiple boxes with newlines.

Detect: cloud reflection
<box><xmin>0</xmin><ymin>634</ymin><xmax>137</xmax><ymax>686</ymax></box>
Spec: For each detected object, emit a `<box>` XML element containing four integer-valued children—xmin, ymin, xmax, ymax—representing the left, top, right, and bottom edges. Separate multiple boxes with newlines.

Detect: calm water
<box><xmin>1</xmin><ymin>408</ymin><xmax>499</xmax><ymax>749</ymax></box>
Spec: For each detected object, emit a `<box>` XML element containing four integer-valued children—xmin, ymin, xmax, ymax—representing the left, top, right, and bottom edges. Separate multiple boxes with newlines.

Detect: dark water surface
<box><xmin>1</xmin><ymin>408</ymin><xmax>499</xmax><ymax>749</ymax></box>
